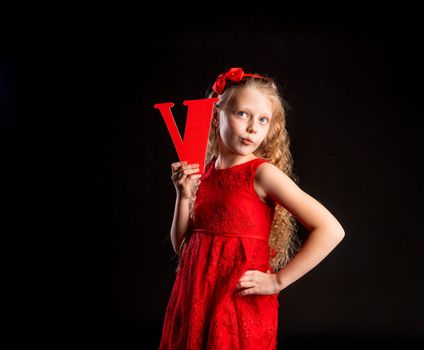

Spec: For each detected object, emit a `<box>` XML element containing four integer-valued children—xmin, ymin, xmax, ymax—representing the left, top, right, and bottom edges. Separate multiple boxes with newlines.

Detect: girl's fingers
<box><xmin>181</xmin><ymin>166</ymin><xmax>200</xmax><ymax>176</ymax></box>
<box><xmin>172</xmin><ymin>163</ymin><xmax>198</xmax><ymax>172</ymax></box>
<box><xmin>177</xmin><ymin>170</ymin><xmax>201</xmax><ymax>183</ymax></box>
<box><xmin>171</xmin><ymin>161</ymin><xmax>188</xmax><ymax>172</ymax></box>
<box><xmin>237</xmin><ymin>281</ymin><xmax>255</xmax><ymax>288</ymax></box>
<box><xmin>182</xmin><ymin>163</ymin><xmax>199</xmax><ymax>170</ymax></box>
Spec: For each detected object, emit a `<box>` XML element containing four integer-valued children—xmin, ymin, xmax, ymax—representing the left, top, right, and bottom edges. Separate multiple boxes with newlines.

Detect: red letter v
<box><xmin>154</xmin><ymin>98</ymin><xmax>218</xmax><ymax>174</ymax></box>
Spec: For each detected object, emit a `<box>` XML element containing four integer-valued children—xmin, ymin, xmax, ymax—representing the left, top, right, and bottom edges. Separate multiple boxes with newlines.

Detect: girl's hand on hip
<box><xmin>235</xmin><ymin>269</ymin><xmax>282</xmax><ymax>296</ymax></box>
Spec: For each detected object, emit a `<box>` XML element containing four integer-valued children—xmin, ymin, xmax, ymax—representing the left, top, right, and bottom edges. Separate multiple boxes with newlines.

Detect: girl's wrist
<box><xmin>274</xmin><ymin>273</ymin><xmax>286</xmax><ymax>292</ymax></box>
<box><xmin>176</xmin><ymin>194</ymin><xmax>191</xmax><ymax>202</ymax></box>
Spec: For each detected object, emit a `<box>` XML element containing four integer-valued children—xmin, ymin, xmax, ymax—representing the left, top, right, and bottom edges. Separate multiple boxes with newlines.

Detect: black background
<box><xmin>1</xmin><ymin>6</ymin><xmax>423</xmax><ymax>349</ymax></box>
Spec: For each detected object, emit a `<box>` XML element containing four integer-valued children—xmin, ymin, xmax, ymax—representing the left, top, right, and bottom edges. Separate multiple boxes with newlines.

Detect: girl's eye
<box><xmin>236</xmin><ymin>111</ymin><xmax>269</xmax><ymax>123</ymax></box>
<box><xmin>237</xmin><ymin>111</ymin><xmax>248</xmax><ymax>118</ymax></box>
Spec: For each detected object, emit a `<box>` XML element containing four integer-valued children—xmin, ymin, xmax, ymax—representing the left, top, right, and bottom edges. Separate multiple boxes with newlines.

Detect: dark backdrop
<box><xmin>1</xmin><ymin>7</ymin><xmax>422</xmax><ymax>349</ymax></box>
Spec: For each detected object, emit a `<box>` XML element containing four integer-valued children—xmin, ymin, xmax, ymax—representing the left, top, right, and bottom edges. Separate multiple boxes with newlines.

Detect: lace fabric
<box><xmin>159</xmin><ymin>157</ymin><xmax>279</xmax><ymax>349</ymax></box>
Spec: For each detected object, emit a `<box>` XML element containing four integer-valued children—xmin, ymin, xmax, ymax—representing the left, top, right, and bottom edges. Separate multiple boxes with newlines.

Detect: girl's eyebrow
<box><xmin>236</xmin><ymin>105</ymin><xmax>272</xmax><ymax>117</ymax></box>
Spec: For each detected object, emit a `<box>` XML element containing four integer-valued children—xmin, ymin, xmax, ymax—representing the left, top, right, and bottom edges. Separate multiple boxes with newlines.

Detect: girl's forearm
<box><xmin>170</xmin><ymin>195</ymin><xmax>191</xmax><ymax>255</ymax></box>
<box><xmin>276</xmin><ymin>226</ymin><xmax>345</xmax><ymax>291</ymax></box>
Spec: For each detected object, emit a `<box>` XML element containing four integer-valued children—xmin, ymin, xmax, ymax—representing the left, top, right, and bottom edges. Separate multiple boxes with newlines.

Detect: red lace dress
<box><xmin>159</xmin><ymin>157</ymin><xmax>280</xmax><ymax>350</ymax></box>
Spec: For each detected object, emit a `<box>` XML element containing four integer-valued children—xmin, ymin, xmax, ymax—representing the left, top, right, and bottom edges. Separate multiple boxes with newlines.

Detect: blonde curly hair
<box><xmin>178</xmin><ymin>73</ymin><xmax>301</xmax><ymax>273</ymax></box>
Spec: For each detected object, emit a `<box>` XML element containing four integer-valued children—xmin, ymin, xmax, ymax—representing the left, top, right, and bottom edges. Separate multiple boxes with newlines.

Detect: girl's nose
<box><xmin>247</xmin><ymin>124</ymin><xmax>256</xmax><ymax>133</ymax></box>
<box><xmin>247</xmin><ymin>118</ymin><xmax>260</xmax><ymax>133</ymax></box>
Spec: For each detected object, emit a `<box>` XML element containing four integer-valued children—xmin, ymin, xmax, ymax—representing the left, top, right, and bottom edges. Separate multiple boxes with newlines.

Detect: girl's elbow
<box><xmin>321</xmin><ymin>222</ymin><xmax>345</xmax><ymax>239</ymax></box>
<box><xmin>329</xmin><ymin>219</ymin><xmax>345</xmax><ymax>241</ymax></box>
<box><xmin>326</xmin><ymin>223</ymin><xmax>345</xmax><ymax>243</ymax></box>
<box><xmin>335</xmin><ymin>227</ymin><xmax>345</xmax><ymax>242</ymax></box>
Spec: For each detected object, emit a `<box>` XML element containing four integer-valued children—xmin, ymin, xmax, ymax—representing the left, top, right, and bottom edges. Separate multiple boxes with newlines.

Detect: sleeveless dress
<box><xmin>159</xmin><ymin>157</ymin><xmax>280</xmax><ymax>350</ymax></box>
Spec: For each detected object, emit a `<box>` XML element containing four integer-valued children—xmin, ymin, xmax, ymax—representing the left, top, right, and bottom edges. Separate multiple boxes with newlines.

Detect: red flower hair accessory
<box><xmin>212</xmin><ymin>67</ymin><xmax>265</xmax><ymax>95</ymax></box>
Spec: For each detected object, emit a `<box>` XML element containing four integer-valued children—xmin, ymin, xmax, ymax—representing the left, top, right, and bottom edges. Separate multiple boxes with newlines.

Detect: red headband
<box><xmin>212</xmin><ymin>67</ymin><xmax>265</xmax><ymax>95</ymax></box>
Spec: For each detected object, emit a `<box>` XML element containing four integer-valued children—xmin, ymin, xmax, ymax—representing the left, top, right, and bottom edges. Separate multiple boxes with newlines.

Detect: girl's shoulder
<box><xmin>253</xmin><ymin>159</ymin><xmax>285</xmax><ymax>190</ymax></box>
<box><xmin>252</xmin><ymin>158</ymin><xmax>279</xmax><ymax>205</ymax></box>
<box><xmin>253</xmin><ymin>157</ymin><xmax>271</xmax><ymax>165</ymax></box>
<box><xmin>254</xmin><ymin>159</ymin><xmax>283</xmax><ymax>179</ymax></box>
<box><xmin>252</xmin><ymin>157</ymin><xmax>274</xmax><ymax>172</ymax></box>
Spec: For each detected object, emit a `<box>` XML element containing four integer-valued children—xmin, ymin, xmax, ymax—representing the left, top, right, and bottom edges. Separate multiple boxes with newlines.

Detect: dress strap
<box><xmin>251</xmin><ymin>157</ymin><xmax>270</xmax><ymax>170</ymax></box>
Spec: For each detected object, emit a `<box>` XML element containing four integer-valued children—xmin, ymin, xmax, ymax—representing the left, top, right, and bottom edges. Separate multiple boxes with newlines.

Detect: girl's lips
<box><xmin>241</xmin><ymin>138</ymin><xmax>254</xmax><ymax>144</ymax></box>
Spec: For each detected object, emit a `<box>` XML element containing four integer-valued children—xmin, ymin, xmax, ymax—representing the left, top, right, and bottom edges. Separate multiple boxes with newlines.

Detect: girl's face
<box><xmin>215</xmin><ymin>86</ymin><xmax>273</xmax><ymax>157</ymax></box>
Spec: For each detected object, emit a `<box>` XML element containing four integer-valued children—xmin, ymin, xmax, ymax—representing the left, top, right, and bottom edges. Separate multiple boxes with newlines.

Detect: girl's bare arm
<box><xmin>256</xmin><ymin>163</ymin><xmax>345</xmax><ymax>291</ymax></box>
<box><xmin>169</xmin><ymin>161</ymin><xmax>201</xmax><ymax>255</ymax></box>
<box><xmin>170</xmin><ymin>196</ymin><xmax>191</xmax><ymax>255</ymax></box>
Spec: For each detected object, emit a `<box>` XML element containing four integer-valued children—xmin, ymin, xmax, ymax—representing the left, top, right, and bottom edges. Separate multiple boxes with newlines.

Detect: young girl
<box><xmin>159</xmin><ymin>67</ymin><xmax>345</xmax><ymax>350</ymax></box>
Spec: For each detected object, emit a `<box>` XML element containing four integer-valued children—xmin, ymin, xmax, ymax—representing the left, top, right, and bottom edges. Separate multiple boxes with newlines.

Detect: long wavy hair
<box><xmin>178</xmin><ymin>74</ymin><xmax>301</xmax><ymax>273</ymax></box>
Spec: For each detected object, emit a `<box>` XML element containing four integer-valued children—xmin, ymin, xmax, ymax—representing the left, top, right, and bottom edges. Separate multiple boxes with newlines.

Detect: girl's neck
<box><xmin>214</xmin><ymin>154</ymin><xmax>258</xmax><ymax>170</ymax></box>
